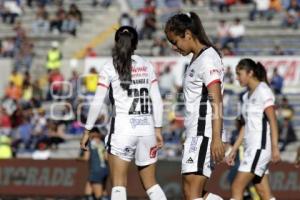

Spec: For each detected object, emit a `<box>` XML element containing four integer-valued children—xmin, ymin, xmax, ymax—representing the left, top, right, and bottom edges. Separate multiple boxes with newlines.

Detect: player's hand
<box><xmin>271</xmin><ymin>146</ymin><xmax>281</xmax><ymax>163</ymax></box>
<box><xmin>226</xmin><ymin>150</ymin><xmax>236</xmax><ymax>166</ymax></box>
<box><xmin>211</xmin><ymin>138</ymin><xmax>225</xmax><ymax>164</ymax></box>
<box><xmin>80</xmin><ymin>130</ymin><xmax>90</xmax><ymax>151</ymax></box>
<box><xmin>155</xmin><ymin>128</ymin><xmax>164</xmax><ymax>149</ymax></box>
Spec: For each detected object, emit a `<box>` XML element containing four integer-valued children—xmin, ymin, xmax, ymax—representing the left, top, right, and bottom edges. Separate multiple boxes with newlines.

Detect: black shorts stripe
<box><xmin>107</xmin><ymin>83</ymin><xmax>115</xmax><ymax>154</ymax></box>
<box><xmin>251</xmin><ymin>149</ymin><xmax>261</xmax><ymax>173</ymax></box>
<box><xmin>107</xmin><ymin>117</ymin><xmax>115</xmax><ymax>153</ymax></box>
<box><xmin>197</xmin><ymin>84</ymin><xmax>208</xmax><ymax>136</ymax></box>
<box><xmin>197</xmin><ymin>136</ymin><xmax>209</xmax><ymax>174</ymax></box>
<box><xmin>261</xmin><ymin>113</ymin><xmax>267</xmax><ymax>149</ymax></box>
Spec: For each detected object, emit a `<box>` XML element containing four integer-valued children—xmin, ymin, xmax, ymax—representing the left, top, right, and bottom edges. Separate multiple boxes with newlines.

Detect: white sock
<box><xmin>111</xmin><ymin>186</ymin><xmax>126</xmax><ymax>200</ymax></box>
<box><xmin>270</xmin><ymin>198</ymin><xmax>276</xmax><ymax>200</ymax></box>
<box><xmin>193</xmin><ymin>198</ymin><xmax>203</xmax><ymax>200</ymax></box>
<box><xmin>205</xmin><ymin>193</ymin><xmax>223</xmax><ymax>200</ymax></box>
<box><xmin>146</xmin><ymin>184</ymin><xmax>167</xmax><ymax>200</ymax></box>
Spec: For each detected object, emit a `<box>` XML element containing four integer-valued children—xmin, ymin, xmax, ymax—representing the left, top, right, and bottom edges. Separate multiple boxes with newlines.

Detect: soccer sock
<box><xmin>193</xmin><ymin>198</ymin><xmax>204</xmax><ymax>200</ymax></box>
<box><xmin>270</xmin><ymin>198</ymin><xmax>276</xmax><ymax>200</ymax></box>
<box><xmin>111</xmin><ymin>186</ymin><xmax>126</xmax><ymax>200</ymax></box>
<box><xmin>146</xmin><ymin>184</ymin><xmax>167</xmax><ymax>200</ymax></box>
<box><xmin>205</xmin><ymin>193</ymin><xmax>224</xmax><ymax>200</ymax></box>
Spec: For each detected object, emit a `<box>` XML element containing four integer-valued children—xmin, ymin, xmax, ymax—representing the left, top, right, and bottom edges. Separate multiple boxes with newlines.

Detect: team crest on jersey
<box><xmin>251</xmin><ymin>98</ymin><xmax>256</xmax><ymax>104</ymax></box>
<box><xmin>189</xmin><ymin>69</ymin><xmax>195</xmax><ymax>77</ymax></box>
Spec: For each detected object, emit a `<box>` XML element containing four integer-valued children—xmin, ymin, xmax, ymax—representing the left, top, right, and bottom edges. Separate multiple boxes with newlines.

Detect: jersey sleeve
<box><xmin>260</xmin><ymin>86</ymin><xmax>275</xmax><ymax>110</ymax></box>
<box><xmin>148</xmin><ymin>61</ymin><xmax>163</xmax><ymax>127</ymax></box>
<box><xmin>85</xmin><ymin>86</ymin><xmax>109</xmax><ymax>130</ymax></box>
<box><xmin>97</xmin><ymin>64</ymin><xmax>111</xmax><ymax>88</ymax></box>
<box><xmin>148</xmin><ymin>61</ymin><xmax>158</xmax><ymax>84</ymax></box>
<box><xmin>201</xmin><ymin>57</ymin><xmax>222</xmax><ymax>88</ymax></box>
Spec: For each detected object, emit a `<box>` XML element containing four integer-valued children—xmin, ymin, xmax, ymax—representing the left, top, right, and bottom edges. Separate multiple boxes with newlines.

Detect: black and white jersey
<box><xmin>86</xmin><ymin>55</ymin><xmax>163</xmax><ymax>136</ymax></box>
<box><xmin>183</xmin><ymin>47</ymin><xmax>224</xmax><ymax>138</ymax></box>
<box><xmin>241</xmin><ymin>82</ymin><xmax>275</xmax><ymax>149</ymax></box>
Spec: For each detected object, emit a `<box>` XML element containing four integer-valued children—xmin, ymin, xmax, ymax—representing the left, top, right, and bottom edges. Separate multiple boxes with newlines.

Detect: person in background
<box><xmin>81</xmin><ymin>128</ymin><xmax>109</xmax><ymax>200</ymax></box>
<box><xmin>226</xmin><ymin>58</ymin><xmax>281</xmax><ymax>200</ymax></box>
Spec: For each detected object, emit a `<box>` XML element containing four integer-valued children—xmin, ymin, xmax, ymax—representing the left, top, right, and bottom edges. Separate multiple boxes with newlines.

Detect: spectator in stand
<box><xmin>0</xmin><ymin>135</ymin><xmax>12</xmax><ymax>159</ymax></box>
<box><xmin>0</xmin><ymin>107</ymin><xmax>12</xmax><ymax>136</ymax></box>
<box><xmin>14</xmin><ymin>41</ymin><xmax>34</xmax><ymax>72</ymax></box>
<box><xmin>47</xmin><ymin>69</ymin><xmax>64</xmax><ymax>100</ymax></box>
<box><xmin>281</xmin><ymin>0</ymin><xmax>300</xmax><ymax>29</ymax></box>
<box><xmin>278</xmin><ymin>96</ymin><xmax>297</xmax><ymax>151</ymax></box>
<box><xmin>49</xmin><ymin>5</ymin><xmax>66</xmax><ymax>34</ymax></box>
<box><xmin>84</xmin><ymin>67</ymin><xmax>98</xmax><ymax>97</ymax></box>
<box><xmin>32</xmin><ymin>141</ymin><xmax>51</xmax><ymax>160</ymax></box>
<box><xmin>119</xmin><ymin>13</ymin><xmax>134</xmax><ymax>27</ymax></box>
<box><xmin>216</xmin><ymin>19</ymin><xmax>230</xmax><ymax>48</ymax></box>
<box><xmin>140</xmin><ymin>13</ymin><xmax>156</xmax><ymax>40</ymax></box>
<box><xmin>158</xmin><ymin>65</ymin><xmax>174</xmax><ymax>99</ymax></box>
<box><xmin>32</xmin><ymin>5</ymin><xmax>49</xmax><ymax>35</ymax></box>
<box><xmin>270</xmin><ymin>68</ymin><xmax>284</xmax><ymax>95</ymax></box>
<box><xmin>210</xmin><ymin>0</ymin><xmax>235</xmax><ymax>13</ymax></box>
<box><xmin>224</xmin><ymin>66</ymin><xmax>234</xmax><ymax>84</ymax></box>
<box><xmin>5</xmin><ymin>81</ymin><xmax>22</xmax><ymax>101</ymax></box>
<box><xmin>46</xmin><ymin>41</ymin><xmax>63</xmax><ymax>72</ymax></box>
<box><xmin>221</xmin><ymin>45</ymin><xmax>235</xmax><ymax>56</ymax></box>
<box><xmin>1</xmin><ymin>0</ymin><xmax>22</xmax><ymax>24</ymax></box>
<box><xmin>224</xmin><ymin>18</ymin><xmax>245</xmax><ymax>49</ymax></box>
<box><xmin>268</xmin><ymin>0</ymin><xmax>282</xmax><ymax>20</ymax></box>
<box><xmin>62</xmin><ymin>13</ymin><xmax>79</xmax><ymax>36</ymax></box>
<box><xmin>249</xmin><ymin>0</ymin><xmax>270</xmax><ymax>21</ymax></box>
<box><xmin>9</xmin><ymin>69</ymin><xmax>24</xmax><ymax>88</ymax></box>
<box><xmin>151</xmin><ymin>37</ymin><xmax>171</xmax><ymax>56</ymax></box>
<box><xmin>134</xmin><ymin>9</ymin><xmax>146</xmax><ymax>37</ymax></box>
<box><xmin>85</xmin><ymin>47</ymin><xmax>97</xmax><ymax>58</ymax></box>
<box><xmin>1</xmin><ymin>38</ymin><xmax>15</xmax><ymax>58</ymax></box>
<box><xmin>68</xmin><ymin>3</ymin><xmax>82</xmax><ymax>24</ymax></box>
<box><xmin>271</xmin><ymin>45</ymin><xmax>285</xmax><ymax>55</ymax></box>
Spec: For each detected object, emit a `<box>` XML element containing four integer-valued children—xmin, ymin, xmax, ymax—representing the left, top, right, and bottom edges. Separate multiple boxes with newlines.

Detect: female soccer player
<box><xmin>165</xmin><ymin>12</ymin><xmax>225</xmax><ymax>200</ymax></box>
<box><xmin>226</xmin><ymin>58</ymin><xmax>281</xmax><ymax>200</ymax></box>
<box><xmin>80</xmin><ymin>26</ymin><xmax>167</xmax><ymax>200</ymax></box>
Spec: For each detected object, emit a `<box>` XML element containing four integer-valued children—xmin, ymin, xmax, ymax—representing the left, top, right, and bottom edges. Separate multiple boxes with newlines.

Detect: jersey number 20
<box><xmin>127</xmin><ymin>88</ymin><xmax>150</xmax><ymax>115</ymax></box>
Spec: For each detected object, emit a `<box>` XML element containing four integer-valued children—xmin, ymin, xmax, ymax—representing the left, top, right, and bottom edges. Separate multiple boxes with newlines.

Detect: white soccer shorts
<box><xmin>238</xmin><ymin>148</ymin><xmax>271</xmax><ymax>177</ymax></box>
<box><xmin>105</xmin><ymin>133</ymin><xmax>158</xmax><ymax>166</ymax></box>
<box><xmin>181</xmin><ymin>136</ymin><xmax>214</xmax><ymax>178</ymax></box>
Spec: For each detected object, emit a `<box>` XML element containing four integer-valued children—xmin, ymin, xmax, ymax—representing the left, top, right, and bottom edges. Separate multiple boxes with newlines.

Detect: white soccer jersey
<box><xmin>241</xmin><ymin>82</ymin><xmax>275</xmax><ymax>149</ymax></box>
<box><xmin>183</xmin><ymin>47</ymin><xmax>224</xmax><ymax>138</ymax></box>
<box><xmin>86</xmin><ymin>55</ymin><xmax>163</xmax><ymax>136</ymax></box>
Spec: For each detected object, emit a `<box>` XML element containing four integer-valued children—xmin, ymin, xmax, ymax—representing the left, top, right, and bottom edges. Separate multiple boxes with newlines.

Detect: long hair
<box><xmin>237</xmin><ymin>58</ymin><xmax>269</xmax><ymax>84</ymax></box>
<box><xmin>164</xmin><ymin>12</ymin><xmax>221</xmax><ymax>56</ymax></box>
<box><xmin>112</xmin><ymin>26</ymin><xmax>138</xmax><ymax>90</ymax></box>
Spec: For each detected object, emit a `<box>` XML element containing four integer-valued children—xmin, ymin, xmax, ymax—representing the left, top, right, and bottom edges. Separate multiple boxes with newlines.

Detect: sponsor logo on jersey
<box><xmin>130</xmin><ymin>116</ymin><xmax>150</xmax><ymax>128</ymax></box>
<box><xmin>150</xmin><ymin>146</ymin><xmax>158</xmax><ymax>158</ymax></box>
<box><xmin>189</xmin><ymin>137</ymin><xmax>198</xmax><ymax>153</ymax></box>
<box><xmin>186</xmin><ymin>157</ymin><xmax>194</xmax><ymax>163</ymax></box>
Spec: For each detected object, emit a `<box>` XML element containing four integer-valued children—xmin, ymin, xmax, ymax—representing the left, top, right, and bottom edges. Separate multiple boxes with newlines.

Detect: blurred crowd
<box><xmin>120</xmin><ymin>0</ymin><xmax>300</xmax><ymax>56</ymax></box>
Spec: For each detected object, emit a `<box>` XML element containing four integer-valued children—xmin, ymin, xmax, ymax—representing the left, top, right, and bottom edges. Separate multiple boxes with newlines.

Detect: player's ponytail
<box><xmin>255</xmin><ymin>62</ymin><xmax>269</xmax><ymax>84</ymax></box>
<box><xmin>112</xmin><ymin>26</ymin><xmax>138</xmax><ymax>90</ymax></box>
<box><xmin>237</xmin><ymin>58</ymin><xmax>269</xmax><ymax>84</ymax></box>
